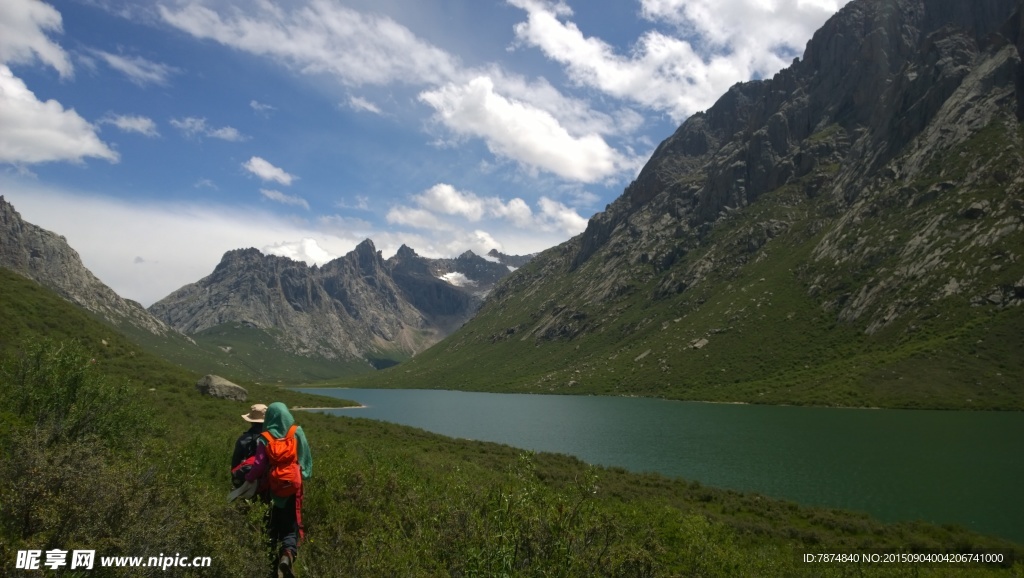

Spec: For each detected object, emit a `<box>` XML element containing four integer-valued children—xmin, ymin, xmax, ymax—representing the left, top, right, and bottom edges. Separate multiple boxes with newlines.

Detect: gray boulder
<box><xmin>195</xmin><ymin>374</ymin><xmax>247</xmax><ymax>401</ymax></box>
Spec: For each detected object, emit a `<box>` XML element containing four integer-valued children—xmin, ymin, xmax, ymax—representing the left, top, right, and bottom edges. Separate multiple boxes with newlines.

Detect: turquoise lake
<box><xmin>297</xmin><ymin>388</ymin><xmax>1024</xmax><ymax>543</ymax></box>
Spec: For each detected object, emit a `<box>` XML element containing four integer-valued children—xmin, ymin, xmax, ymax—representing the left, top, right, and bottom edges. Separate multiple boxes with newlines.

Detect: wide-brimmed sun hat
<box><xmin>242</xmin><ymin>403</ymin><xmax>267</xmax><ymax>423</ymax></box>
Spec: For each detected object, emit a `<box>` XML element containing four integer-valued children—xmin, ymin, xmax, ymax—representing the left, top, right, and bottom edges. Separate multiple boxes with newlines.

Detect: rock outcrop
<box><xmin>195</xmin><ymin>374</ymin><xmax>247</xmax><ymax>401</ymax></box>
<box><xmin>487</xmin><ymin>249</ymin><xmax>534</xmax><ymax>269</ymax></box>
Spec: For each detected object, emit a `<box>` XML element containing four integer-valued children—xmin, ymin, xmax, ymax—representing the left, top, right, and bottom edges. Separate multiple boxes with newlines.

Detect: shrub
<box><xmin>0</xmin><ymin>339</ymin><xmax>152</xmax><ymax>448</ymax></box>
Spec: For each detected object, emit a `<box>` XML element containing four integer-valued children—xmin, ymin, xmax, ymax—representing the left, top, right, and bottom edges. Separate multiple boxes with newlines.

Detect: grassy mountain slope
<box><xmin>0</xmin><ymin>267</ymin><xmax>350</xmax><ymax>410</ymax></box>
<box><xmin>122</xmin><ymin>320</ymin><xmax>384</xmax><ymax>384</ymax></box>
<box><xmin>342</xmin><ymin>120</ymin><xmax>1024</xmax><ymax>409</ymax></box>
<box><xmin>2</xmin><ymin>267</ymin><xmax>1021</xmax><ymax>576</ymax></box>
<box><xmin>339</xmin><ymin>5</ymin><xmax>1024</xmax><ymax>410</ymax></box>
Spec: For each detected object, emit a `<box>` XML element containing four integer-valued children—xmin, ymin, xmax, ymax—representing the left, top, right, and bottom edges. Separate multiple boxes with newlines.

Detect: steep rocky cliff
<box><xmin>0</xmin><ymin>196</ymin><xmax>172</xmax><ymax>336</ymax></box>
<box><xmin>370</xmin><ymin>0</ymin><xmax>1024</xmax><ymax>409</ymax></box>
<box><xmin>149</xmin><ymin>240</ymin><xmax>530</xmax><ymax>367</ymax></box>
<box><xmin>567</xmin><ymin>0</ymin><xmax>1024</xmax><ymax>330</ymax></box>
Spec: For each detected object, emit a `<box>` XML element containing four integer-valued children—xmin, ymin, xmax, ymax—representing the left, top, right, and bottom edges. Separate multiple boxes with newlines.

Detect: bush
<box><xmin>0</xmin><ymin>339</ymin><xmax>152</xmax><ymax>448</ymax></box>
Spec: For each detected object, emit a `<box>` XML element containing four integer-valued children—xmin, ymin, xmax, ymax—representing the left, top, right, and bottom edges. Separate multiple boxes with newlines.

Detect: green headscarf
<box><xmin>262</xmin><ymin>402</ymin><xmax>313</xmax><ymax>481</ymax></box>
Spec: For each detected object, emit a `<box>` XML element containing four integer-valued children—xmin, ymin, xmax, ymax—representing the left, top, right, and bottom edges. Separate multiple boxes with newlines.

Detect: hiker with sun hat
<box><xmin>230</xmin><ymin>403</ymin><xmax>267</xmax><ymax>489</ymax></box>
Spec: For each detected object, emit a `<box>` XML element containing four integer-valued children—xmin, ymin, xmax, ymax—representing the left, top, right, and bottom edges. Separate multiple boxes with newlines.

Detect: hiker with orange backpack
<box><xmin>244</xmin><ymin>402</ymin><xmax>312</xmax><ymax>578</ymax></box>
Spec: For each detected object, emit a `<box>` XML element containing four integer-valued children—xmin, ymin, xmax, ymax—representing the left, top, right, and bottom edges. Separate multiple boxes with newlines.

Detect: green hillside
<box><xmin>122</xmin><ymin>319</ymin><xmax>382</xmax><ymax>385</ymax></box>
<box><xmin>0</xmin><ymin>267</ymin><xmax>351</xmax><ymax>414</ymax></box>
<box><xmin>338</xmin><ymin>121</ymin><xmax>1024</xmax><ymax>410</ymax></box>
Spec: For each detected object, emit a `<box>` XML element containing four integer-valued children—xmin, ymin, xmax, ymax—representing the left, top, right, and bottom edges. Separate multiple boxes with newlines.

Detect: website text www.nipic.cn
<box><xmin>16</xmin><ymin>550</ymin><xmax>212</xmax><ymax>571</ymax></box>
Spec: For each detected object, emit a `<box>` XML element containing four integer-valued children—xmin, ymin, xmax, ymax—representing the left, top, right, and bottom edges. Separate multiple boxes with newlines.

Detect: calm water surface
<box><xmin>297</xmin><ymin>388</ymin><xmax>1024</xmax><ymax>543</ymax></box>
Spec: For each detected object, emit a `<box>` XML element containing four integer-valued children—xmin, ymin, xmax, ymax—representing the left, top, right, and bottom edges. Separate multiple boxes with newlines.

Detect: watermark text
<box><xmin>16</xmin><ymin>550</ymin><xmax>212</xmax><ymax>571</ymax></box>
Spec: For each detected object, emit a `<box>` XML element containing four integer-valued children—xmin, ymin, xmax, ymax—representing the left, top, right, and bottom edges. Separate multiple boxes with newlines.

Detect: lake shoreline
<box><xmin>295</xmin><ymin>386</ymin><xmax>1024</xmax><ymax>544</ymax></box>
<box><xmin>300</xmin><ymin>386</ymin><xmax>896</xmax><ymax>411</ymax></box>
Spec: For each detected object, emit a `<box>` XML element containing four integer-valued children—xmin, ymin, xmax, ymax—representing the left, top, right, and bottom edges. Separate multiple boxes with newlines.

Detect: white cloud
<box><xmin>420</xmin><ymin>76</ymin><xmax>637</xmax><ymax>183</ymax></box>
<box><xmin>0</xmin><ymin>0</ymin><xmax>72</xmax><ymax>77</ymax></box>
<box><xmin>262</xmin><ymin>237</ymin><xmax>335</xmax><ymax>265</ymax></box>
<box><xmin>260</xmin><ymin>188</ymin><xmax>310</xmax><ymax>210</ymax></box>
<box><xmin>171</xmin><ymin>116</ymin><xmax>247</xmax><ymax>141</ymax></box>
<box><xmin>159</xmin><ymin>1</ymin><xmax>643</xmax><ymax>183</ymax></box>
<box><xmin>415</xmin><ymin>183</ymin><xmax>486</xmax><ymax>221</ymax></box>
<box><xmin>509</xmin><ymin>0</ymin><xmax>849</xmax><ymax>120</ymax></box>
<box><xmin>386</xmin><ymin>206</ymin><xmax>443</xmax><ymax>230</ymax></box>
<box><xmin>348</xmin><ymin>95</ymin><xmax>382</xmax><ymax>114</ymax></box>
<box><xmin>411</xmin><ymin>183</ymin><xmax>535</xmax><ymax>228</ymax></box>
<box><xmin>250</xmin><ymin>99</ymin><xmax>275</xmax><ymax>113</ymax></box>
<box><xmin>639</xmin><ymin>0</ymin><xmax>846</xmax><ymax>49</ymax></box>
<box><xmin>439</xmin><ymin>271</ymin><xmax>476</xmax><ymax>287</ymax></box>
<box><xmin>537</xmin><ymin>196</ymin><xmax>587</xmax><ymax>235</ymax></box>
<box><xmin>170</xmin><ymin>116</ymin><xmax>205</xmax><ymax>137</ymax></box>
<box><xmin>243</xmin><ymin>156</ymin><xmax>296</xmax><ymax>186</ymax></box>
<box><xmin>488</xmin><ymin>68</ymin><xmax>635</xmax><ymax>137</ymax></box>
<box><xmin>392</xmin><ymin>182</ymin><xmax>588</xmax><ymax>237</ymax></box>
<box><xmin>206</xmin><ymin>126</ymin><xmax>245</xmax><ymax>141</ymax></box>
<box><xmin>159</xmin><ymin>0</ymin><xmax>461</xmax><ymax>87</ymax></box>
<box><xmin>494</xmin><ymin>198</ymin><xmax>535</xmax><ymax>228</ymax></box>
<box><xmin>101</xmin><ymin>114</ymin><xmax>159</xmax><ymax>137</ymax></box>
<box><xmin>0</xmin><ymin>65</ymin><xmax>119</xmax><ymax>164</ymax></box>
<box><xmin>454</xmin><ymin>230</ymin><xmax>503</xmax><ymax>256</ymax></box>
<box><xmin>425</xmin><ymin>229</ymin><xmax>504</xmax><ymax>258</ymax></box>
<box><xmin>0</xmin><ymin>2</ymin><xmax>117</xmax><ymax>165</ymax></box>
<box><xmin>91</xmin><ymin>50</ymin><xmax>177</xmax><ymax>86</ymax></box>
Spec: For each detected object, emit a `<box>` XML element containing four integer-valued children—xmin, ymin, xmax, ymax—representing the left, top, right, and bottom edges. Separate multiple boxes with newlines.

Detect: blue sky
<box><xmin>0</xmin><ymin>0</ymin><xmax>848</xmax><ymax>305</ymax></box>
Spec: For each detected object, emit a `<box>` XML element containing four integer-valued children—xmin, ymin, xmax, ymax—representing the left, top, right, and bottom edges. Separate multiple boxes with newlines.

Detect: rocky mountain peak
<box><xmin>486</xmin><ymin>249</ymin><xmax>535</xmax><ymax>269</ymax></box>
<box><xmin>213</xmin><ymin>247</ymin><xmax>268</xmax><ymax>271</ymax></box>
<box><xmin>354</xmin><ymin>238</ymin><xmax>377</xmax><ymax>253</ymax></box>
<box><xmin>349</xmin><ymin>238</ymin><xmax>384</xmax><ymax>275</ymax></box>
<box><xmin>394</xmin><ymin>244</ymin><xmax>419</xmax><ymax>260</ymax></box>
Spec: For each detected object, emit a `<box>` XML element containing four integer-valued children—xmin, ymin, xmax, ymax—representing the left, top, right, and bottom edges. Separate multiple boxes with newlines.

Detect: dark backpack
<box><xmin>230</xmin><ymin>430</ymin><xmax>261</xmax><ymax>488</ymax></box>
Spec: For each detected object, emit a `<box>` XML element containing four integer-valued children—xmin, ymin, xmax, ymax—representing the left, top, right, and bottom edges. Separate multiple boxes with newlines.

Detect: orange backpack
<box><xmin>261</xmin><ymin>424</ymin><xmax>303</xmax><ymax>497</ymax></box>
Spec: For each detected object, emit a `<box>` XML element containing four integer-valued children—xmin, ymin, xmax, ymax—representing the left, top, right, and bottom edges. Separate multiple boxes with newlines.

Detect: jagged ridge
<box><xmin>149</xmin><ymin>240</ymin><xmax>532</xmax><ymax>367</ymax></box>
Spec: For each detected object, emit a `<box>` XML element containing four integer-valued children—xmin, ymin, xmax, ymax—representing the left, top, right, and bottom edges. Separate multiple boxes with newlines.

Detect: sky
<box><xmin>0</xmin><ymin>0</ymin><xmax>850</xmax><ymax>306</ymax></box>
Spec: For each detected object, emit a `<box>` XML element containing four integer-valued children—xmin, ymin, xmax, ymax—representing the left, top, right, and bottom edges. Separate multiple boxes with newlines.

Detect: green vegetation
<box><xmin>121</xmin><ymin>319</ymin><xmax>378</xmax><ymax>385</ymax></box>
<box><xmin>2</xmin><ymin>338</ymin><xmax>1022</xmax><ymax>576</ymax></box>
<box><xmin>2</xmin><ymin>264</ymin><xmax>1023</xmax><ymax>576</ymax></box>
